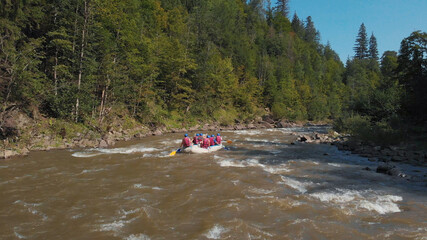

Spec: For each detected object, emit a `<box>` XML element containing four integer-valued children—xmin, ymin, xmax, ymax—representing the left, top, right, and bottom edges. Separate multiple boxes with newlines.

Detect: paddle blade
<box><xmin>227</xmin><ymin>140</ymin><xmax>232</xmax><ymax>144</ymax></box>
<box><xmin>169</xmin><ymin>151</ymin><xmax>176</xmax><ymax>156</ymax></box>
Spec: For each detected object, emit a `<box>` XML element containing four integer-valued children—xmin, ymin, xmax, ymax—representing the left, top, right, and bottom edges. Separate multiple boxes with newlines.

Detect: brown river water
<box><xmin>1</xmin><ymin>127</ymin><xmax>427</xmax><ymax>239</ymax></box>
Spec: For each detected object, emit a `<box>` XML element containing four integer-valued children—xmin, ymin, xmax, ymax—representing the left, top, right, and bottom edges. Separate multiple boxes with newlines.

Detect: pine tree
<box><xmin>354</xmin><ymin>23</ymin><xmax>368</xmax><ymax>59</ymax></box>
<box><xmin>304</xmin><ymin>16</ymin><xmax>319</xmax><ymax>43</ymax></box>
<box><xmin>275</xmin><ymin>0</ymin><xmax>289</xmax><ymax>18</ymax></box>
<box><xmin>291</xmin><ymin>12</ymin><xmax>305</xmax><ymax>37</ymax></box>
<box><xmin>369</xmin><ymin>32</ymin><xmax>379</xmax><ymax>60</ymax></box>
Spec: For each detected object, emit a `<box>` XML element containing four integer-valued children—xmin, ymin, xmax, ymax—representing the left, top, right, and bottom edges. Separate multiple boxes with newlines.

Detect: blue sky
<box><xmin>282</xmin><ymin>0</ymin><xmax>427</xmax><ymax>62</ymax></box>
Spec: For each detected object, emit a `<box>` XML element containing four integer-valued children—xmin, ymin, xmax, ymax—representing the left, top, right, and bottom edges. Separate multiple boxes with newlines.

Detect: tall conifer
<box><xmin>275</xmin><ymin>0</ymin><xmax>289</xmax><ymax>17</ymax></box>
<box><xmin>291</xmin><ymin>13</ymin><xmax>304</xmax><ymax>37</ymax></box>
<box><xmin>369</xmin><ymin>32</ymin><xmax>379</xmax><ymax>60</ymax></box>
<box><xmin>354</xmin><ymin>23</ymin><xmax>368</xmax><ymax>59</ymax></box>
<box><xmin>304</xmin><ymin>16</ymin><xmax>318</xmax><ymax>43</ymax></box>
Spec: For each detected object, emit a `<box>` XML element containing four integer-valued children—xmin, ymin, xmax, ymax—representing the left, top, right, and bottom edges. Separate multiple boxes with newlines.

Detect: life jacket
<box><xmin>202</xmin><ymin>138</ymin><xmax>210</xmax><ymax>149</ymax></box>
<box><xmin>198</xmin><ymin>136</ymin><xmax>203</xmax><ymax>143</ymax></box>
<box><xmin>209</xmin><ymin>137</ymin><xmax>215</xmax><ymax>146</ymax></box>
<box><xmin>193</xmin><ymin>137</ymin><xmax>198</xmax><ymax>144</ymax></box>
<box><xmin>182</xmin><ymin>137</ymin><xmax>191</xmax><ymax>148</ymax></box>
<box><xmin>215</xmin><ymin>136</ymin><xmax>222</xmax><ymax>144</ymax></box>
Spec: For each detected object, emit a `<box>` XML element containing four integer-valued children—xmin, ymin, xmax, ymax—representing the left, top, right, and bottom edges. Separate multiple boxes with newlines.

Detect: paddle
<box><xmin>169</xmin><ymin>148</ymin><xmax>181</xmax><ymax>156</ymax></box>
<box><xmin>226</xmin><ymin>140</ymin><xmax>232</xmax><ymax>144</ymax></box>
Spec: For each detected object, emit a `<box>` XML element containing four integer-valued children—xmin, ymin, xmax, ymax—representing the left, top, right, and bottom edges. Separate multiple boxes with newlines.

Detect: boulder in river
<box><xmin>376</xmin><ymin>164</ymin><xmax>406</xmax><ymax>177</ymax></box>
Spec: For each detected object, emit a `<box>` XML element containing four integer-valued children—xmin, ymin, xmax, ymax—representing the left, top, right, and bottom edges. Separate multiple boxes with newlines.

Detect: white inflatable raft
<box><xmin>182</xmin><ymin>144</ymin><xmax>223</xmax><ymax>154</ymax></box>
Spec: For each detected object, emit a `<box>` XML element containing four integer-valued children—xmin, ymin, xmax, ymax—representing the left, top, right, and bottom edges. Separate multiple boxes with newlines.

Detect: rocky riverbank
<box><xmin>296</xmin><ymin>132</ymin><xmax>427</xmax><ymax>180</ymax></box>
<box><xmin>1</xmin><ymin>111</ymin><xmax>306</xmax><ymax>159</ymax></box>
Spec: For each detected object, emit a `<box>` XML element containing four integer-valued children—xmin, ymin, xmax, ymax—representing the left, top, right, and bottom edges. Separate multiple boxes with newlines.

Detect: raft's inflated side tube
<box><xmin>182</xmin><ymin>145</ymin><xmax>223</xmax><ymax>154</ymax></box>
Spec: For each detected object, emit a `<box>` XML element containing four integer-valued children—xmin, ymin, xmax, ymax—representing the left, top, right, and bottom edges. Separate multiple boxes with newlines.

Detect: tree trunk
<box><xmin>54</xmin><ymin>49</ymin><xmax>58</xmax><ymax>96</ymax></box>
<box><xmin>75</xmin><ymin>0</ymin><xmax>88</xmax><ymax>123</ymax></box>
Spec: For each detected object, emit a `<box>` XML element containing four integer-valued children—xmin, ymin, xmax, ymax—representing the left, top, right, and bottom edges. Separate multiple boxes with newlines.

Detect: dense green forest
<box><xmin>1</xmin><ymin>0</ymin><xmax>426</xmax><ymax>144</ymax></box>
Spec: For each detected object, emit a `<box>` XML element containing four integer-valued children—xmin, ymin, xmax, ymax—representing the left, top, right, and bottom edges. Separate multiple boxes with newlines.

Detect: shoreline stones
<box><xmin>295</xmin><ymin>131</ymin><xmax>426</xmax><ymax>178</ymax></box>
<box><xmin>1</xmin><ymin>118</ymin><xmax>302</xmax><ymax>159</ymax></box>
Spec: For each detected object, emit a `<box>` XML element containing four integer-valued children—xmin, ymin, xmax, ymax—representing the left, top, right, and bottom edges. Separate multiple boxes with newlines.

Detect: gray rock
<box><xmin>262</xmin><ymin>115</ymin><xmax>275</xmax><ymax>124</ymax></box>
<box><xmin>391</xmin><ymin>156</ymin><xmax>405</xmax><ymax>162</ymax></box>
<box><xmin>106</xmin><ymin>139</ymin><xmax>115</xmax><ymax>146</ymax></box>
<box><xmin>276</xmin><ymin>120</ymin><xmax>292</xmax><ymax>128</ymax></box>
<box><xmin>152</xmin><ymin>129</ymin><xmax>162</xmax><ymax>136</ymax></box>
<box><xmin>99</xmin><ymin>140</ymin><xmax>108</xmax><ymax>148</ymax></box>
<box><xmin>376</xmin><ymin>164</ymin><xmax>406</xmax><ymax>177</ymax></box>
<box><xmin>3</xmin><ymin>150</ymin><xmax>19</xmax><ymax>159</ymax></box>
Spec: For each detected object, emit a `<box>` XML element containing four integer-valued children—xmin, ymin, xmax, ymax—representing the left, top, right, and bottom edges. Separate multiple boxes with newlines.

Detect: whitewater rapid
<box><xmin>1</xmin><ymin>128</ymin><xmax>426</xmax><ymax>239</ymax></box>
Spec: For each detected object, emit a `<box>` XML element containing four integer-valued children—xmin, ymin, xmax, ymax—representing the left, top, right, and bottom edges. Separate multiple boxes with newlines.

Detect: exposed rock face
<box><xmin>0</xmin><ymin>108</ymin><xmax>32</xmax><ymax>138</ymax></box>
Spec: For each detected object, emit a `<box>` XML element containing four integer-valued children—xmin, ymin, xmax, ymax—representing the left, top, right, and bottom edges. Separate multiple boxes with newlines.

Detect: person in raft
<box><xmin>193</xmin><ymin>133</ymin><xmax>199</xmax><ymax>145</ymax></box>
<box><xmin>201</xmin><ymin>134</ymin><xmax>211</xmax><ymax>149</ymax></box>
<box><xmin>209</xmin><ymin>135</ymin><xmax>216</xmax><ymax>146</ymax></box>
<box><xmin>198</xmin><ymin>133</ymin><xmax>203</xmax><ymax>143</ymax></box>
<box><xmin>180</xmin><ymin>134</ymin><xmax>192</xmax><ymax>149</ymax></box>
<box><xmin>215</xmin><ymin>133</ymin><xmax>222</xmax><ymax>145</ymax></box>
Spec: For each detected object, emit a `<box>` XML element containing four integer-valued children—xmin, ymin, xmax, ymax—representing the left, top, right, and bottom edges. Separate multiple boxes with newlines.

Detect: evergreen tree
<box><xmin>275</xmin><ymin>0</ymin><xmax>289</xmax><ymax>18</ymax></box>
<box><xmin>304</xmin><ymin>16</ymin><xmax>319</xmax><ymax>43</ymax></box>
<box><xmin>369</xmin><ymin>32</ymin><xmax>379</xmax><ymax>60</ymax></box>
<box><xmin>354</xmin><ymin>23</ymin><xmax>368</xmax><ymax>59</ymax></box>
<box><xmin>291</xmin><ymin>12</ymin><xmax>305</xmax><ymax>37</ymax></box>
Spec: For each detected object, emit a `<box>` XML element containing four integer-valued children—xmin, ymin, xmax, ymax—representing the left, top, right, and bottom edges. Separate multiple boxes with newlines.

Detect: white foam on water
<box><xmin>14</xmin><ymin>227</ymin><xmax>26</xmax><ymax>239</ymax></box>
<box><xmin>119</xmin><ymin>208</ymin><xmax>141</xmax><ymax>217</ymax></box>
<box><xmin>310</xmin><ymin>190</ymin><xmax>357</xmax><ymax>203</ymax></box>
<box><xmin>244</xmin><ymin>138</ymin><xmax>270</xmax><ymax>142</ymax></box>
<box><xmin>0</xmin><ymin>165</ymin><xmax>9</xmax><ymax>169</ymax></box>
<box><xmin>124</xmin><ymin>234</ymin><xmax>151</xmax><ymax>240</ymax></box>
<box><xmin>219</xmin><ymin>159</ymin><xmax>246</xmax><ymax>168</ymax></box>
<box><xmin>72</xmin><ymin>145</ymin><xmax>158</xmax><ymax>158</ymax></box>
<box><xmin>99</xmin><ymin>220</ymin><xmax>127</xmax><ymax>232</ymax></box>
<box><xmin>291</xmin><ymin>218</ymin><xmax>311</xmax><ymax>225</ymax></box>
<box><xmin>310</xmin><ymin>188</ymin><xmax>403</xmax><ymax>214</ymax></box>
<box><xmin>97</xmin><ymin>146</ymin><xmax>158</xmax><ymax>154</ymax></box>
<box><xmin>358</xmin><ymin>195</ymin><xmax>403</xmax><ymax>214</ymax></box>
<box><xmin>328</xmin><ymin>163</ymin><xmax>341</xmax><ymax>167</ymax></box>
<box><xmin>217</xmin><ymin>157</ymin><xmax>290</xmax><ymax>174</ymax></box>
<box><xmin>262</xmin><ymin>164</ymin><xmax>290</xmax><ymax>174</ymax></box>
<box><xmin>133</xmin><ymin>184</ymin><xmax>163</xmax><ymax>190</ymax></box>
<box><xmin>234</xmin><ymin>130</ymin><xmax>262</xmax><ymax>135</ymax></box>
<box><xmin>248</xmin><ymin>187</ymin><xmax>275</xmax><ymax>195</ymax></box>
<box><xmin>71</xmin><ymin>152</ymin><xmax>102</xmax><ymax>158</ymax></box>
<box><xmin>141</xmin><ymin>206</ymin><xmax>162</xmax><ymax>218</ymax></box>
<box><xmin>280</xmin><ymin>176</ymin><xmax>313</xmax><ymax>194</ymax></box>
<box><xmin>80</xmin><ymin>168</ymin><xmax>107</xmax><ymax>174</ymax></box>
<box><xmin>204</xmin><ymin>224</ymin><xmax>228</xmax><ymax>239</ymax></box>
<box><xmin>71</xmin><ymin>213</ymin><xmax>84</xmax><ymax>219</ymax></box>
<box><xmin>14</xmin><ymin>200</ymin><xmax>48</xmax><ymax>221</ymax></box>
<box><xmin>246</xmin><ymin>195</ymin><xmax>275</xmax><ymax>200</ymax></box>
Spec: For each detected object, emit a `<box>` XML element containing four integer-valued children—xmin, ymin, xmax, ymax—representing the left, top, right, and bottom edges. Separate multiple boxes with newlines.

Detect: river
<box><xmin>1</xmin><ymin>127</ymin><xmax>426</xmax><ymax>239</ymax></box>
